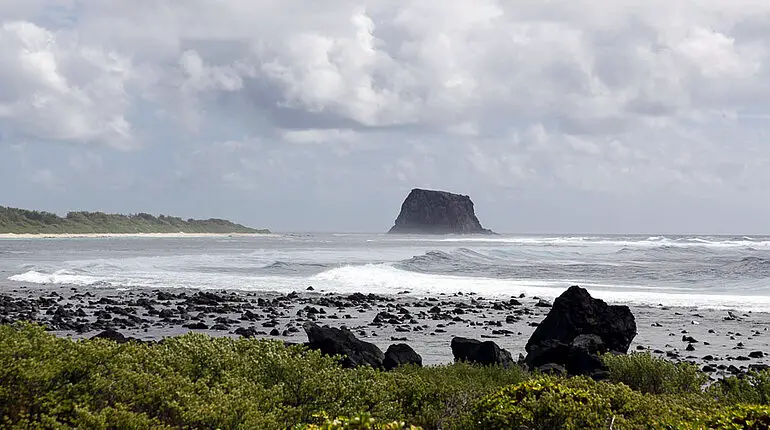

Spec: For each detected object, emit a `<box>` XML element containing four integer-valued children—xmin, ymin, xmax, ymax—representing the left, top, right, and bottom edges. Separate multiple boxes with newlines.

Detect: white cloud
<box><xmin>0</xmin><ymin>20</ymin><xmax>137</xmax><ymax>149</ymax></box>
<box><xmin>4</xmin><ymin>0</ymin><xmax>770</xmax><ymax>231</ymax></box>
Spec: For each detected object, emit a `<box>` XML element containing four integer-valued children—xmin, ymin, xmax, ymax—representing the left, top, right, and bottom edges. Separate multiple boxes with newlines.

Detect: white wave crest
<box><xmin>9</xmin><ymin>270</ymin><xmax>103</xmax><ymax>286</ymax></box>
<box><xmin>311</xmin><ymin>264</ymin><xmax>770</xmax><ymax>312</ymax></box>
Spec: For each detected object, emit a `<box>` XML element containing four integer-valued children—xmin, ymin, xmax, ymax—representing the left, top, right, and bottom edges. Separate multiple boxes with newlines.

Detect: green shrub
<box><xmin>390</xmin><ymin>363</ymin><xmax>527</xmax><ymax>429</ymax></box>
<box><xmin>3</xmin><ymin>322</ymin><xmax>770</xmax><ymax>430</ymax></box>
<box><xmin>709</xmin><ymin>371</ymin><xmax>770</xmax><ymax>406</ymax></box>
<box><xmin>0</xmin><ymin>323</ymin><xmax>523</xmax><ymax>429</ymax></box>
<box><xmin>469</xmin><ymin>377</ymin><xmax>615</xmax><ymax>429</ymax></box>
<box><xmin>295</xmin><ymin>412</ymin><xmax>421</xmax><ymax>429</ymax></box>
<box><xmin>0</xmin><ymin>323</ymin><xmax>400</xmax><ymax>429</ymax></box>
<box><xmin>699</xmin><ymin>404</ymin><xmax>770</xmax><ymax>430</ymax></box>
<box><xmin>603</xmin><ymin>352</ymin><xmax>706</xmax><ymax>394</ymax></box>
<box><xmin>469</xmin><ymin>377</ymin><xmax>715</xmax><ymax>430</ymax></box>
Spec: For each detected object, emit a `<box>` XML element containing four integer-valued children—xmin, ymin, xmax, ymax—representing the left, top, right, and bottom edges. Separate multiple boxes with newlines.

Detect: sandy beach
<box><xmin>1</xmin><ymin>283</ymin><xmax>767</xmax><ymax>377</ymax></box>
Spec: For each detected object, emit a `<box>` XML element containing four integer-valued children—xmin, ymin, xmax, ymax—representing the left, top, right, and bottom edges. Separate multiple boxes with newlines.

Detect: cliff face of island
<box><xmin>0</xmin><ymin>206</ymin><xmax>269</xmax><ymax>234</ymax></box>
<box><xmin>388</xmin><ymin>188</ymin><xmax>494</xmax><ymax>235</ymax></box>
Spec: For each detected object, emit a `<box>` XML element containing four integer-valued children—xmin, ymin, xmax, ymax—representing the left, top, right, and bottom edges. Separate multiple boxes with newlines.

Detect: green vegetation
<box><xmin>2</xmin><ymin>323</ymin><xmax>770</xmax><ymax>429</ymax></box>
<box><xmin>602</xmin><ymin>351</ymin><xmax>707</xmax><ymax>394</ymax></box>
<box><xmin>0</xmin><ymin>206</ymin><xmax>269</xmax><ymax>234</ymax></box>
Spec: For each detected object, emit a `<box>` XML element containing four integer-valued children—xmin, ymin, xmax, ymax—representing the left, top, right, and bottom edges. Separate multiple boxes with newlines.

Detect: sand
<box><xmin>1</xmin><ymin>283</ymin><xmax>768</xmax><ymax>377</ymax></box>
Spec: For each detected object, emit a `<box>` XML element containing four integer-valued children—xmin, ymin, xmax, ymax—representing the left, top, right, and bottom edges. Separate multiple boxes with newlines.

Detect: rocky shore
<box><xmin>1</xmin><ymin>283</ymin><xmax>768</xmax><ymax>378</ymax></box>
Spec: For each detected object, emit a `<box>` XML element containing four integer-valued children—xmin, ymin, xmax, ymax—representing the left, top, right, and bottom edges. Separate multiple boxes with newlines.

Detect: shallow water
<box><xmin>2</xmin><ymin>233</ymin><xmax>770</xmax><ymax>311</ymax></box>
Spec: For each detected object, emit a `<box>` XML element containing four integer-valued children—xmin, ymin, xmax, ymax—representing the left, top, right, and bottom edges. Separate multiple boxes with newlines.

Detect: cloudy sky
<box><xmin>2</xmin><ymin>0</ymin><xmax>770</xmax><ymax>234</ymax></box>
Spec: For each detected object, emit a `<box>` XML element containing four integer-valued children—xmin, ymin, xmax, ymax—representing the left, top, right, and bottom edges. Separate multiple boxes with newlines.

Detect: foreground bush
<box><xmin>469</xmin><ymin>377</ymin><xmax>713</xmax><ymax>429</ymax></box>
<box><xmin>699</xmin><ymin>404</ymin><xmax>770</xmax><ymax>430</ymax></box>
<box><xmin>391</xmin><ymin>362</ymin><xmax>526</xmax><ymax>428</ymax></box>
<box><xmin>708</xmin><ymin>371</ymin><xmax>770</xmax><ymax>406</ymax></box>
<box><xmin>0</xmin><ymin>323</ymin><xmax>521</xmax><ymax>429</ymax></box>
<box><xmin>603</xmin><ymin>352</ymin><xmax>706</xmax><ymax>394</ymax></box>
<box><xmin>295</xmin><ymin>413</ymin><xmax>421</xmax><ymax>430</ymax></box>
<box><xmin>3</xmin><ymin>323</ymin><xmax>770</xmax><ymax>429</ymax></box>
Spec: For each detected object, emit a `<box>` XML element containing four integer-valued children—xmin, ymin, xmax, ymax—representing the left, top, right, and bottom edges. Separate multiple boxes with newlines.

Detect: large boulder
<box><xmin>524</xmin><ymin>286</ymin><xmax>636</xmax><ymax>378</ymax></box>
<box><xmin>383</xmin><ymin>343</ymin><xmax>423</xmax><ymax>370</ymax></box>
<box><xmin>388</xmin><ymin>188</ymin><xmax>494</xmax><ymax>234</ymax></box>
<box><xmin>526</xmin><ymin>285</ymin><xmax>636</xmax><ymax>354</ymax></box>
<box><xmin>451</xmin><ymin>337</ymin><xmax>514</xmax><ymax>368</ymax></box>
<box><xmin>303</xmin><ymin>322</ymin><xmax>385</xmax><ymax>369</ymax></box>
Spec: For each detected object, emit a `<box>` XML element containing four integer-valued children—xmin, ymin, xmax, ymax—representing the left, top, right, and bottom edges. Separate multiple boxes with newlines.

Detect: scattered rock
<box><xmin>184</xmin><ymin>322</ymin><xmax>208</xmax><ymax>330</ymax></box>
<box><xmin>90</xmin><ymin>329</ymin><xmax>130</xmax><ymax>344</ymax></box>
<box><xmin>234</xmin><ymin>326</ymin><xmax>258</xmax><ymax>338</ymax></box>
<box><xmin>526</xmin><ymin>285</ymin><xmax>637</xmax><ymax>355</ymax></box>
<box><xmin>450</xmin><ymin>337</ymin><xmax>514</xmax><ymax>368</ymax></box>
<box><xmin>524</xmin><ymin>286</ymin><xmax>636</xmax><ymax>378</ymax></box>
<box><xmin>383</xmin><ymin>344</ymin><xmax>423</xmax><ymax>370</ymax></box>
<box><xmin>303</xmin><ymin>322</ymin><xmax>385</xmax><ymax>369</ymax></box>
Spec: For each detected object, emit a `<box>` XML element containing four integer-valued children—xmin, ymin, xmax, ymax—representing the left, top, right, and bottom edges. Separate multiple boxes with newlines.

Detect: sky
<box><xmin>2</xmin><ymin>0</ymin><xmax>770</xmax><ymax>234</ymax></box>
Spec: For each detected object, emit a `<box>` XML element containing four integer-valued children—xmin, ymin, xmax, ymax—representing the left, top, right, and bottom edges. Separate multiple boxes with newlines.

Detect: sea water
<box><xmin>2</xmin><ymin>234</ymin><xmax>770</xmax><ymax>311</ymax></box>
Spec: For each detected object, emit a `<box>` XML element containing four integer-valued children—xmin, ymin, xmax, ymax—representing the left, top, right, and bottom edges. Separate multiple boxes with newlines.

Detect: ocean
<box><xmin>2</xmin><ymin>234</ymin><xmax>770</xmax><ymax>312</ymax></box>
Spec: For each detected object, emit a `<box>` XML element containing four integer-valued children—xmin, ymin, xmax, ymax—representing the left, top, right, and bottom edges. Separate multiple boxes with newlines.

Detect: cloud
<box><xmin>0</xmin><ymin>20</ymin><xmax>137</xmax><ymax>149</ymax></box>
<box><xmin>3</xmin><ymin>0</ymin><xmax>770</xmax><ymax>232</ymax></box>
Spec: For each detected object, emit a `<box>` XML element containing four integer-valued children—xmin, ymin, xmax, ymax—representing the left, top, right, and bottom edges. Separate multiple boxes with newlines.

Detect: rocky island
<box><xmin>0</xmin><ymin>206</ymin><xmax>268</xmax><ymax>234</ymax></box>
<box><xmin>388</xmin><ymin>188</ymin><xmax>494</xmax><ymax>234</ymax></box>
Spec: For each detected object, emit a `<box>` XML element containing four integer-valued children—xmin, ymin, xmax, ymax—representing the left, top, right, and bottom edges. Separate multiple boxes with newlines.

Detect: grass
<box><xmin>1</xmin><ymin>323</ymin><xmax>769</xmax><ymax>429</ymax></box>
<box><xmin>0</xmin><ymin>206</ymin><xmax>269</xmax><ymax>234</ymax></box>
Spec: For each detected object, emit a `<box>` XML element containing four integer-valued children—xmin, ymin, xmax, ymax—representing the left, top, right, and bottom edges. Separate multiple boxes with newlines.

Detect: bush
<box><xmin>699</xmin><ymin>404</ymin><xmax>770</xmax><ymax>430</ymax></box>
<box><xmin>469</xmin><ymin>377</ymin><xmax>715</xmax><ymax>430</ymax></box>
<box><xmin>0</xmin><ymin>323</ymin><xmax>524</xmax><ymax>429</ymax></box>
<box><xmin>295</xmin><ymin>413</ymin><xmax>421</xmax><ymax>430</ymax></box>
<box><xmin>470</xmin><ymin>378</ymin><xmax>616</xmax><ymax>429</ymax></box>
<box><xmin>4</xmin><ymin>322</ymin><xmax>770</xmax><ymax>430</ymax></box>
<box><xmin>390</xmin><ymin>363</ymin><xmax>527</xmax><ymax>429</ymax></box>
<box><xmin>709</xmin><ymin>371</ymin><xmax>770</xmax><ymax>406</ymax></box>
<box><xmin>0</xmin><ymin>323</ymin><xmax>401</xmax><ymax>429</ymax></box>
<box><xmin>602</xmin><ymin>352</ymin><xmax>706</xmax><ymax>394</ymax></box>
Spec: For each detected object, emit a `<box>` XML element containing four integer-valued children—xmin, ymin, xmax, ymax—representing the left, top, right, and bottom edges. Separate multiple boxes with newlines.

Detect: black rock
<box><xmin>524</xmin><ymin>286</ymin><xmax>636</xmax><ymax>378</ymax></box>
<box><xmin>234</xmin><ymin>326</ymin><xmax>258</xmax><ymax>338</ymax></box>
<box><xmin>749</xmin><ymin>351</ymin><xmax>764</xmax><ymax>359</ymax></box>
<box><xmin>184</xmin><ymin>322</ymin><xmax>208</xmax><ymax>330</ymax></box>
<box><xmin>571</xmin><ymin>334</ymin><xmax>607</xmax><ymax>354</ymax></box>
<box><xmin>157</xmin><ymin>291</ymin><xmax>179</xmax><ymax>301</ymax></box>
<box><xmin>536</xmin><ymin>363</ymin><xmax>567</xmax><ymax>375</ymax></box>
<box><xmin>388</xmin><ymin>188</ymin><xmax>494</xmax><ymax>234</ymax></box>
<box><xmin>383</xmin><ymin>344</ymin><xmax>423</xmax><ymax>370</ymax></box>
<box><xmin>90</xmin><ymin>329</ymin><xmax>130</xmax><ymax>344</ymax></box>
<box><xmin>303</xmin><ymin>322</ymin><xmax>385</xmax><ymax>369</ymax></box>
<box><xmin>526</xmin><ymin>338</ymin><xmax>606</xmax><ymax>377</ymax></box>
<box><xmin>450</xmin><ymin>337</ymin><xmax>514</xmax><ymax>368</ymax></box>
<box><xmin>526</xmin><ymin>285</ymin><xmax>637</xmax><ymax>355</ymax></box>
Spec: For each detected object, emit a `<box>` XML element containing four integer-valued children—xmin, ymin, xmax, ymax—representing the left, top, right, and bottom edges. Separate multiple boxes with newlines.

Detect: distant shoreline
<box><xmin>0</xmin><ymin>232</ymin><xmax>276</xmax><ymax>239</ymax></box>
<box><xmin>0</xmin><ymin>206</ymin><xmax>269</xmax><ymax>236</ymax></box>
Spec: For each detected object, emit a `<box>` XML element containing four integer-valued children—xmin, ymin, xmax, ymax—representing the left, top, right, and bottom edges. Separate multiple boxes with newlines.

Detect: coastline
<box><xmin>1</xmin><ymin>283</ymin><xmax>767</xmax><ymax>374</ymax></box>
<box><xmin>0</xmin><ymin>232</ymin><xmax>276</xmax><ymax>239</ymax></box>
